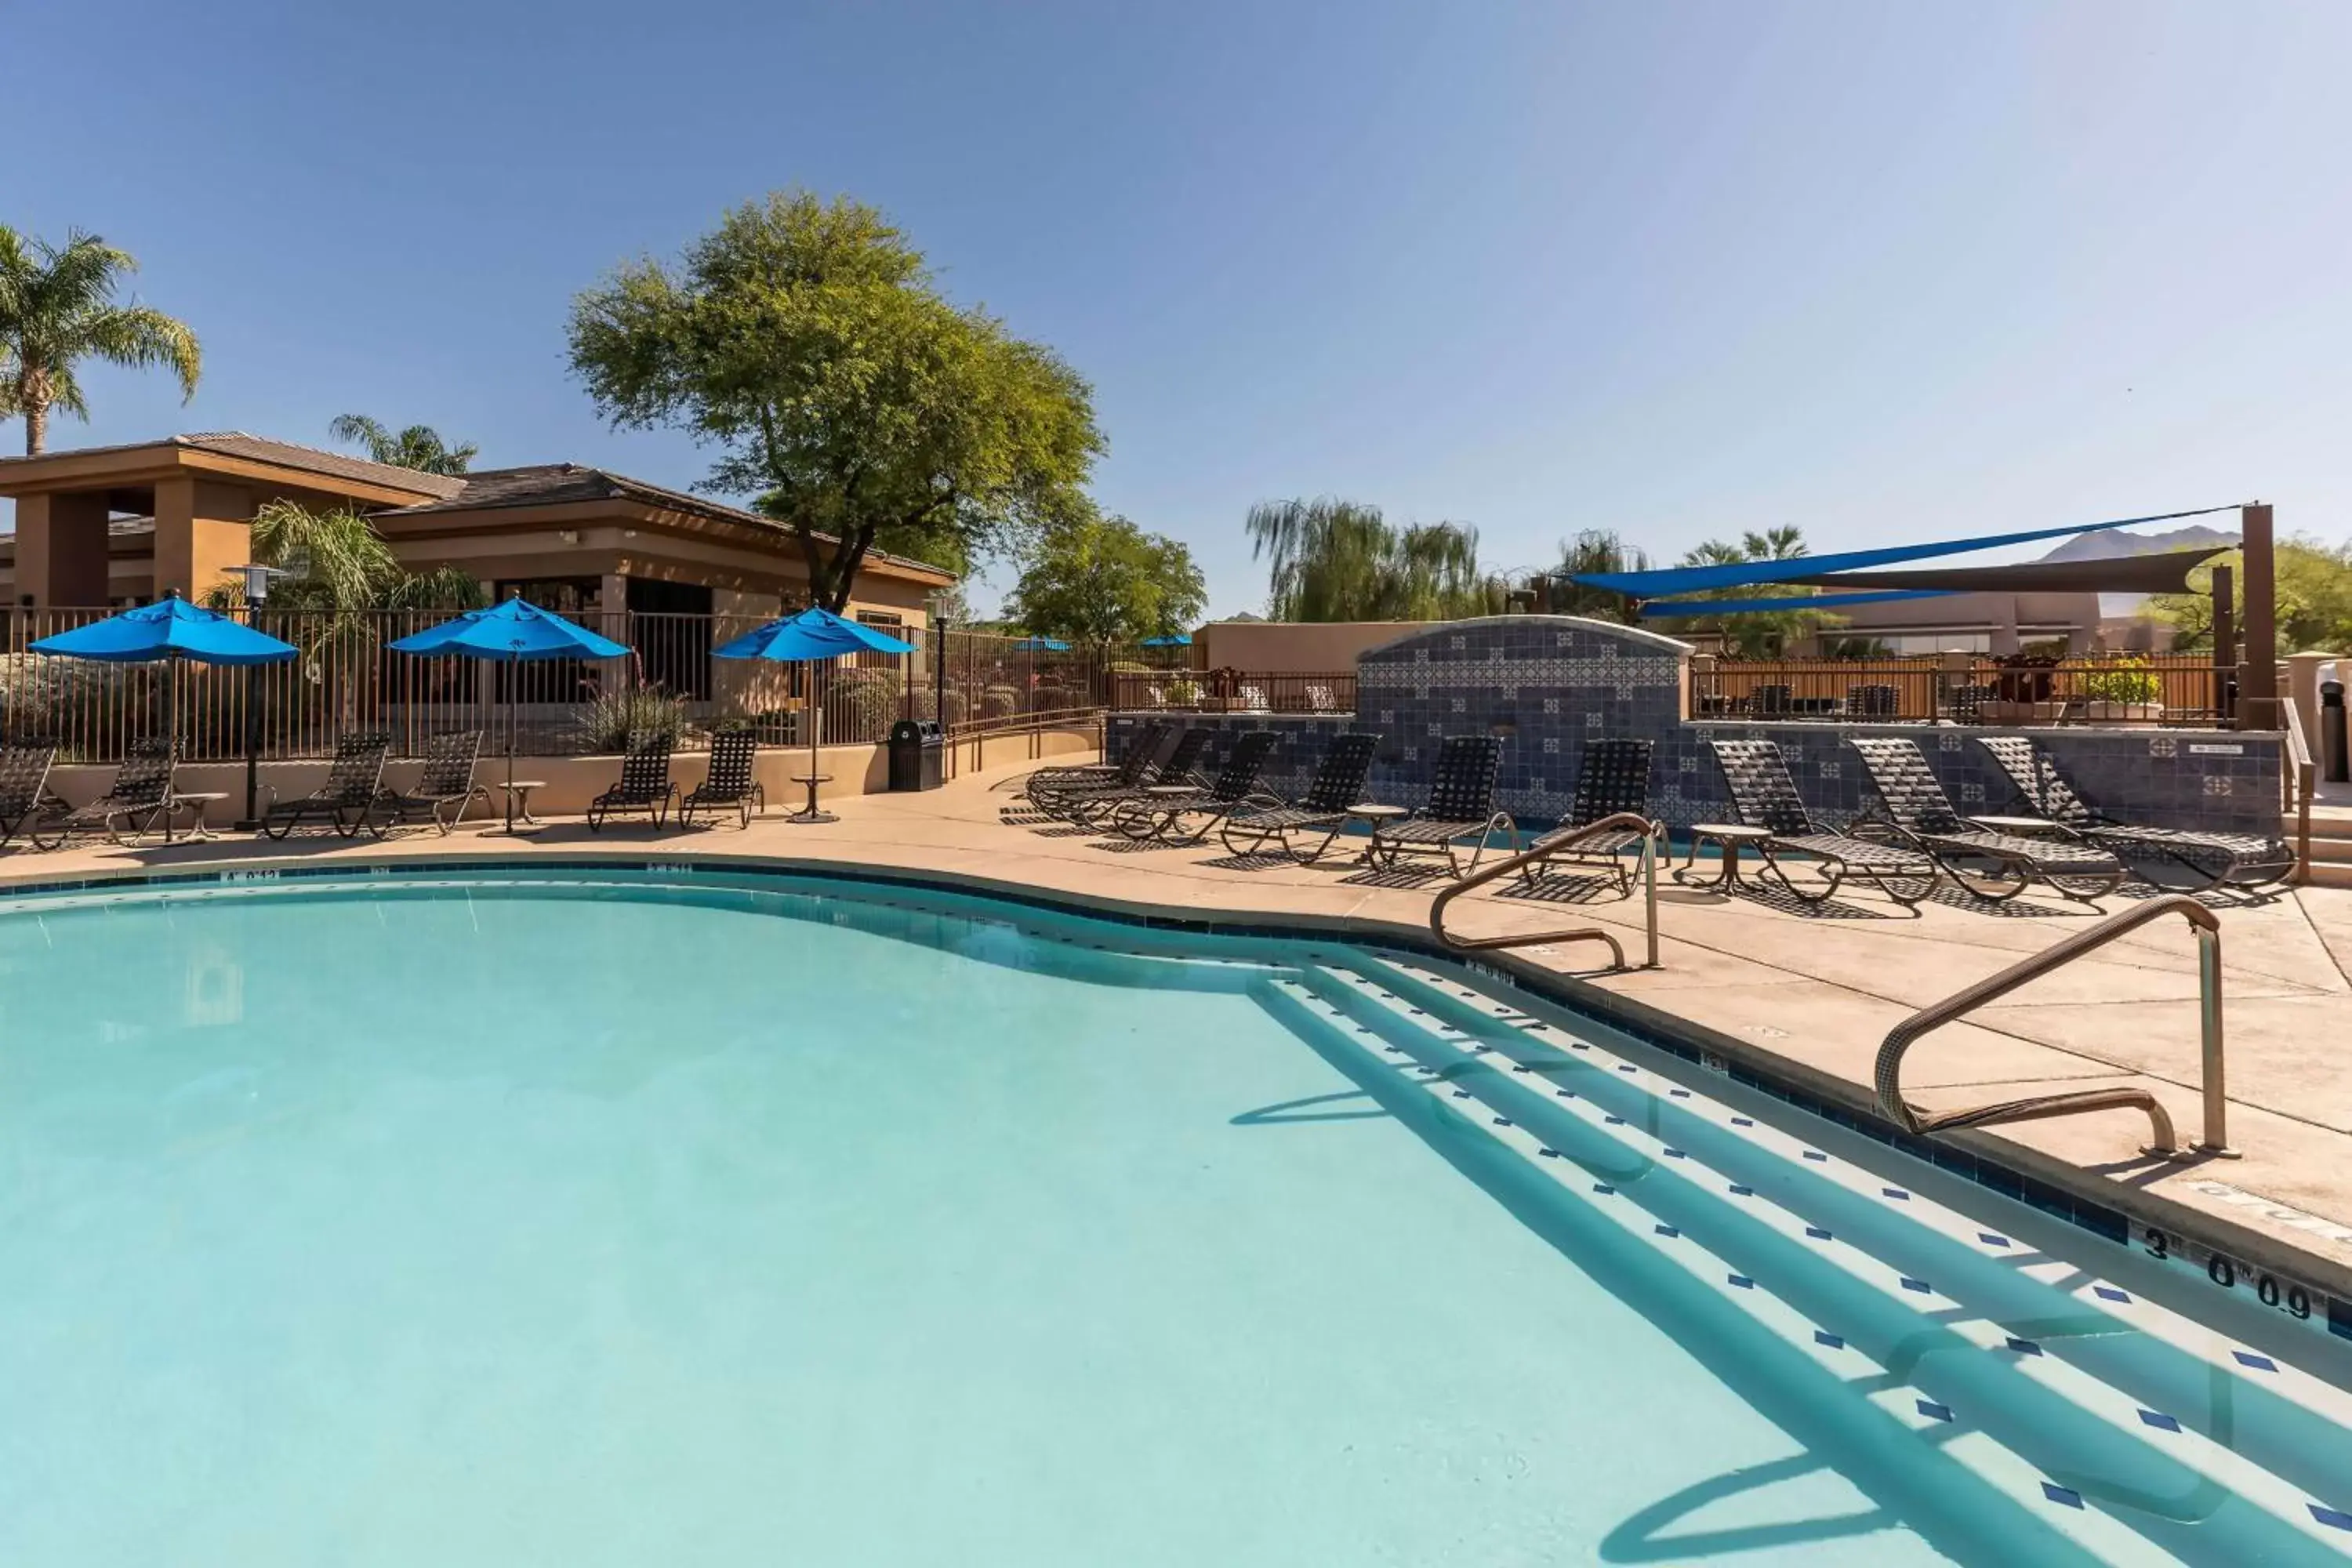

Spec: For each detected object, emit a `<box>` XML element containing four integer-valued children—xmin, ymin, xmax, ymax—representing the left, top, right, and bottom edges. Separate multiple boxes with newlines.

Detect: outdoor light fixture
<box><xmin>230</xmin><ymin>562</ymin><xmax>284</xmax><ymax>607</ymax></box>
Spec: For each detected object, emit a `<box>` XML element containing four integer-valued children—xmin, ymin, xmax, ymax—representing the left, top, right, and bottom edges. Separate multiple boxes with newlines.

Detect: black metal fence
<box><xmin>1109</xmin><ymin>670</ymin><xmax>1356</xmax><ymax>714</ymax></box>
<box><xmin>1690</xmin><ymin>655</ymin><xmax>2227</xmax><ymax>726</ymax></box>
<box><xmin>0</xmin><ymin>608</ymin><xmax>1113</xmax><ymax>762</ymax></box>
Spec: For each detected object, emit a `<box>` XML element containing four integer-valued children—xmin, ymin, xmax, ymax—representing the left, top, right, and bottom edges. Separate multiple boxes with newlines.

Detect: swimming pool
<box><xmin>1</xmin><ymin>866</ymin><xmax>2347</xmax><ymax>1566</ymax></box>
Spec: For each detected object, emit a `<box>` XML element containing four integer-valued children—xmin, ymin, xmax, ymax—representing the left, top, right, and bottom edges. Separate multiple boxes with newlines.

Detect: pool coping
<box><xmin>7</xmin><ymin>844</ymin><xmax>2350</xmax><ymax>1344</ymax></box>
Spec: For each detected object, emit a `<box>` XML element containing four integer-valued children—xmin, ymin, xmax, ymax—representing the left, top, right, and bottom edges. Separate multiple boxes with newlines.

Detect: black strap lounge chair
<box><xmin>587</xmin><ymin>735</ymin><xmax>681</xmax><ymax>831</ymax></box>
<box><xmin>1217</xmin><ymin>732</ymin><xmax>1380</xmax><ymax>862</ymax></box>
<box><xmin>1518</xmin><ymin>739</ymin><xmax>1658</xmax><ymax>897</ymax></box>
<box><xmin>1367</xmin><ymin>734</ymin><xmax>1515</xmax><ymax>878</ymax></box>
<box><xmin>1976</xmin><ymin>735</ymin><xmax>2296</xmax><ymax>893</ymax></box>
<box><xmin>1058</xmin><ymin>727</ymin><xmax>1215</xmax><ymax>826</ymax></box>
<box><xmin>1846</xmin><ymin>735</ymin><xmax>2121</xmax><ymax>904</ymax></box>
<box><xmin>1105</xmin><ymin>729</ymin><xmax>1279</xmax><ymax>844</ymax></box>
<box><xmin>368</xmin><ymin>729</ymin><xmax>490</xmax><ymax>836</ymax></box>
<box><xmin>1706</xmin><ymin>739</ymin><xmax>1938</xmax><ymax>906</ymax></box>
<box><xmin>263</xmin><ymin>731</ymin><xmax>391</xmax><ymax>840</ymax></box>
<box><xmin>0</xmin><ymin>739</ymin><xmax>59</xmax><ymax>850</ymax></box>
<box><xmin>681</xmin><ymin>730</ymin><xmax>764</xmax><ymax>828</ymax></box>
<box><xmin>29</xmin><ymin>739</ymin><xmax>178</xmax><ymax>849</ymax></box>
<box><xmin>1022</xmin><ymin>721</ymin><xmax>1171</xmax><ymax>814</ymax></box>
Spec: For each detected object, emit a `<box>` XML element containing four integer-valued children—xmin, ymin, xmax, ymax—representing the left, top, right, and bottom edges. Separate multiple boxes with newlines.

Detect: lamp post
<box><xmin>228</xmin><ymin>564</ymin><xmax>284</xmax><ymax>830</ymax></box>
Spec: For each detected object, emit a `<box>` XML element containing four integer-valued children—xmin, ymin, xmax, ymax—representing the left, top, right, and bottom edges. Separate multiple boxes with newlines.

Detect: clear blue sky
<box><xmin>8</xmin><ymin>1</ymin><xmax>2349</xmax><ymax>615</ymax></box>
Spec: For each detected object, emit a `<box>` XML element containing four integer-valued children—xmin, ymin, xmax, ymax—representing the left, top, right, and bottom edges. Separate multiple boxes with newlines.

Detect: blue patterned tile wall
<box><xmin>1109</xmin><ymin>616</ymin><xmax>2284</xmax><ymax>837</ymax></box>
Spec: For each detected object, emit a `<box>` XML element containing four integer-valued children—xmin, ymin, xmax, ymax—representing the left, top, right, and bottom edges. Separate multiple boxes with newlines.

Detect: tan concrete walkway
<box><xmin>11</xmin><ymin>753</ymin><xmax>2352</xmax><ymax>1295</ymax></box>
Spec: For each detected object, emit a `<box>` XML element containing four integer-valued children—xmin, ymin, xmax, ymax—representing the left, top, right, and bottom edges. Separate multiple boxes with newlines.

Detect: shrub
<box><xmin>576</xmin><ymin>685</ymin><xmax>688</xmax><ymax>752</ymax></box>
<box><xmin>822</xmin><ymin>666</ymin><xmax>902</xmax><ymax>743</ymax></box>
<box><xmin>2078</xmin><ymin>658</ymin><xmax>2161</xmax><ymax>706</ymax></box>
<box><xmin>982</xmin><ymin>684</ymin><xmax>1021</xmax><ymax>720</ymax></box>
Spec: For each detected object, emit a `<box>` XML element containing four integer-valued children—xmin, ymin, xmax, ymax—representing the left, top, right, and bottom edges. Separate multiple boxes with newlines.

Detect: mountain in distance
<box><xmin>2038</xmin><ymin>524</ymin><xmax>2240</xmax><ymax>564</ymax></box>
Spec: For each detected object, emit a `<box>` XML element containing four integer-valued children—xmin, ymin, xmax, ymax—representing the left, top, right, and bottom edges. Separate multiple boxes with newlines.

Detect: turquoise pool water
<box><xmin>1</xmin><ymin>869</ymin><xmax>2347</xmax><ymax>1566</ymax></box>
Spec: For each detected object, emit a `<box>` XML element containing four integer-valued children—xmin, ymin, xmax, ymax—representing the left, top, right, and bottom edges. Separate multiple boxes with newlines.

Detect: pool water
<box><xmin>0</xmin><ymin>869</ymin><xmax>2347</xmax><ymax>1566</ymax></box>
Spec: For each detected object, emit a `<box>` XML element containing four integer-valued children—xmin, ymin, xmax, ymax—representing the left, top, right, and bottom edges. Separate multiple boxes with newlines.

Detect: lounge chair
<box><xmin>366</xmin><ymin>729</ymin><xmax>490</xmax><ymax>836</ymax></box>
<box><xmin>1846</xmin><ymin>735</ymin><xmax>2122</xmax><ymax>903</ymax></box>
<box><xmin>0</xmin><ymin>739</ymin><xmax>59</xmax><ymax>850</ymax></box>
<box><xmin>1705</xmin><ymin>739</ymin><xmax>1938</xmax><ymax>906</ymax></box>
<box><xmin>1105</xmin><ymin>729</ymin><xmax>1279</xmax><ymax>844</ymax></box>
<box><xmin>1518</xmin><ymin>739</ymin><xmax>1658</xmax><ymax>898</ymax></box>
<box><xmin>681</xmin><ymin>730</ymin><xmax>764</xmax><ymax>828</ymax></box>
<box><xmin>1217</xmin><ymin>732</ymin><xmax>1380</xmax><ymax>862</ymax></box>
<box><xmin>263</xmin><ymin>731</ymin><xmax>391</xmax><ymax>840</ymax></box>
<box><xmin>1367</xmin><ymin>734</ymin><xmax>1515</xmax><ymax>878</ymax></box>
<box><xmin>1056</xmin><ymin>727</ymin><xmax>1215</xmax><ymax>826</ymax></box>
<box><xmin>1976</xmin><ymin>735</ymin><xmax>2296</xmax><ymax>893</ymax></box>
<box><xmin>587</xmin><ymin>734</ymin><xmax>680</xmax><ymax>830</ymax></box>
<box><xmin>1022</xmin><ymin>720</ymin><xmax>1171</xmax><ymax>812</ymax></box>
<box><xmin>28</xmin><ymin>739</ymin><xmax>177</xmax><ymax>849</ymax></box>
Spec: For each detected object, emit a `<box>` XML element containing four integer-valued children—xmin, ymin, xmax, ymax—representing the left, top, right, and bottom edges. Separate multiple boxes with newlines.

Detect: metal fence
<box><xmin>1690</xmin><ymin>654</ymin><xmax>2227</xmax><ymax>725</ymax></box>
<box><xmin>1109</xmin><ymin>670</ymin><xmax>1356</xmax><ymax>714</ymax></box>
<box><xmin>0</xmin><ymin>608</ymin><xmax>1114</xmax><ymax>762</ymax></box>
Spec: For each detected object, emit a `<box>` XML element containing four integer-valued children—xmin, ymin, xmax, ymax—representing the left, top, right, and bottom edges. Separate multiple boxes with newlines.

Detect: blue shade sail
<box><xmin>1139</xmin><ymin>633</ymin><xmax>1192</xmax><ymax>647</ymax></box>
<box><xmin>1009</xmin><ymin>636</ymin><xmax>1072</xmax><ymax>652</ymax></box>
<box><xmin>1565</xmin><ymin>504</ymin><xmax>2241</xmax><ymax>597</ymax></box>
<box><xmin>29</xmin><ymin>595</ymin><xmax>298</xmax><ymax>666</ymax></box>
<box><xmin>387</xmin><ymin>596</ymin><xmax>631</xmax><ymax>661</ymax></box>
<box><xmin>1639</xmin><ymin>589</ymin><xmax>1958</xmax><ymax>618</ymax></box>
<box><xmin>711</xmin><ymin>607</ymin><xmax>917</xmax><ymax>662</ymax></box>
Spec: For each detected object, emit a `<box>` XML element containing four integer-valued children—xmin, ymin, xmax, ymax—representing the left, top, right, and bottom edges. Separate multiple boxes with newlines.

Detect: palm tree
<box><xmin>328</xmin><ymin>414</ymin><xmax>480</xmax><ymax>475</ymax></box>
<box><xmin>1247</xmin><ymin>498</ymin><xmax>1497</xmax><ymax>621</ymax></box>
<box><xmin>1650</xmin><ymin>527</ymin><xmax>1826</xmax><ymax>657</ymax></box>
<box><xmin>0</xmin><ymin>227</ymin><xmax>201</xmax><ymax>455</ymax></box>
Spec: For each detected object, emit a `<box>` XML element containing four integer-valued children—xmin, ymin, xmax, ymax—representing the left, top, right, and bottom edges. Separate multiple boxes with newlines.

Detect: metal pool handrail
<box><xmin>1875</xmin><ymin>893</ymin><xmax>2234</xmax><ymax>1159</ymax></box>
<box><xmin>1429</xmin><ymin>812</ymin><xmax>1662</xmax><ymax>971</ymax></box>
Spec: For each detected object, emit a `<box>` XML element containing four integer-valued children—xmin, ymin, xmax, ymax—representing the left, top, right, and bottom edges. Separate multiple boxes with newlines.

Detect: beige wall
<box><xmin>36</xmin><ymin>728</ymin><xmax>1095</xmax><ymax>819</ymax></box>
<box><xmin>9</xmin><ymin>492</ymin><xmax>113</xmax><ymax>604</ymax></box>
<box><xmin>1194</xmin><ymin>621</ymin><xmax>1427</xmax><ymax>673</ymax></box>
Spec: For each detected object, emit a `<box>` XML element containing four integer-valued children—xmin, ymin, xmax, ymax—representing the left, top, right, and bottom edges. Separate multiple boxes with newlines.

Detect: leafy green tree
<box><xmin>328</xmin><ymin>414</ymin><xmax>479</xmax><ymax>475</ymax></box>
<box><xmin>568</xmin><ymin>191</ymin><xmax>1102</xmax><ymax>612</ymax></box>
<box><xmin>1006</xmin><ymin>505</ymin><xmax>1206</xmax><ymax>644</ymax></box>
<box><xmin>0</xmin><ymin>227</ymin><xmax>201</xmax><ymax>455</ymax></box>
<box><xmin>2154</xmin><ymin>539</ymin><xmax>2352</xmax><ymax>654</ymax></box>
<box><xmin>1247</xmin><ymin>497</ymin><xmax>1498</xmax><ymax>621</ymax></box>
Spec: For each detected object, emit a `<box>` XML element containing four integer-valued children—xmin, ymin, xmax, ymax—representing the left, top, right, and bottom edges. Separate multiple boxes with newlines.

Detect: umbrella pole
<box><xmin>505</xmin><ymin>648</ymin><xmax>517</xmax><ymax>833</ymax></box>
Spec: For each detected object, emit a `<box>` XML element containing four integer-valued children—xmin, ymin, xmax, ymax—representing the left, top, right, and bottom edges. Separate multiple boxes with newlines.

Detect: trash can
<box><xmin>887</xmin><ymin>719</ymin><xmax>946</xmax><ymax>791</ymax></box>
<box><xmin>2322</xmin><ymin>662</ymin><xmax>2347</xmax><ymax>784</ymax></box>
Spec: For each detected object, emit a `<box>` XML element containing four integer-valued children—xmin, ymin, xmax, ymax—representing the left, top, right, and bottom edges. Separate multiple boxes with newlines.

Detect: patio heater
<box><xmin>227</xmin><ymin>563</ymin><xmax>285</xmax><ymax>830</ymax></box>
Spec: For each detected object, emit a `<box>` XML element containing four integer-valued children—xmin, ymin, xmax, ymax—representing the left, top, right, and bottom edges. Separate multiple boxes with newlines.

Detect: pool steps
<box><xmin>1260</xmin><ymin>957</ymin><xmax>2352</xmax><ymax>1566</ymax></box>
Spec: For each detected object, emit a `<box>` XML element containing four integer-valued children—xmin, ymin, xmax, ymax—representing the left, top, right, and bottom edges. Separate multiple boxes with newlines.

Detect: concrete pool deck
<box><xmin>12</xmin><ymin>753</ymin><xmax>2352</xmax><ymax>1304</ymax></box>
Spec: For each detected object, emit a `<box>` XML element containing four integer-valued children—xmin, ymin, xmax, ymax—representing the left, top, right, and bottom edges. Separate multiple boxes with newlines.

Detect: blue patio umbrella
<box><xmin>1139</xmin><ymin>633</ymin><xmax>1192</xmax><ymax>647</ymax></box>
<box><xmin>1009</xmin><ymin>636</ymin><xmax>1071</xmax><ymax>652</ymax></box>
<box><xmin>713</xmin><ymin>607</ymin><xmax>916</xmax><ymax>822</ymax></box>
<box><xmin>389</xmin><ymin>595</ymin><xmax>632</xmax><ymax>831</ymax></box>
<box><xmin>31</xmin><ymin>593</ymin><xmax>300</xmax><ymax>832</ymax></box>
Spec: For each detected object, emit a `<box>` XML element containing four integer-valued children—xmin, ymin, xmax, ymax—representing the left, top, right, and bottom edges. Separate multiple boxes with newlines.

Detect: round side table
<box><xmin>1677</xmin><ymin>822</ymin><xmax>1774</xmax><ymax>891</ymax></box>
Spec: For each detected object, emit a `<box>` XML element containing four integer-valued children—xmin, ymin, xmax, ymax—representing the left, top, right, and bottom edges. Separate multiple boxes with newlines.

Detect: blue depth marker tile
<box><xmin>1882</xmin><ymin>1187</ymin><xmax>1911</xmax><ymax>1201</ymax></box>
<box><xmin>1806</xmin><ymin>1227</ymin><xmax>1832</xmax><ymax>1240</ymax></box>
<box><xmin>1802</xmin><ymin>1150</ymin><xmax>1828</xmax><ymax>1162</ymax></box>
<box><xmin>1538</xmin><ymin>1147</ymin><xmax>1560</xmax><ymax>1159</ymax></box>
<box><xmin>2234</xmin><ymin>1351</ymin><xmax>2278</xmax><ymax>1373</ymax></box>
<box><xmin>1592</xmin><ymin>1183</ymin><xmax>1615</xmax><ymax>1196</ymax></box>
<box><xmin>1653</xmin><ymin>1224</ymin><xmax>1679</xmax><ymax>1238</ymax></box>
<box><xmin>2312</xmin><ymin>1505</ymin><xmax>2352</xmax><ymax>1531</ymax></box>
<box><xmin>2138</xmin><ymin>1410</ymin><xmax>2180</xmax><ymax>1432</ymax></box>
<box><xmin>2006</xmin><ymin>1338</ymin><xmax>2042</xmax><ymax>1356</ymax></box>
<box><xmin>1900</xmin><ymin>1277</ymin><xmax>1931</xmax><ymax>1294</ymax></box>
<box><xmin>1727</xmin><ymin>1274</ymin><xmax>1753</xmax><ymax>1289</ymax></box>
<box><xmin>1814</xmin><ymin>1330</ymin><xmax>1845</xmax><ymax>1349</ymax></box>
<box><xmin>2094</xmin><ymin>1286</ymin><xmax>2130</xmax><ymax>1304</ymax></box>
<box><xmin>1604</xmin><ymin>1115</ymin><xmax>1625</xmax><ymax>1125</ymax></box>
<box><xmin>2042</xmin><ymin>1483</ymin><xmax>2084</xmax><ymax>1509</ymax></box>
<box><xmin>1979</xmin><ymin>1233</ymin><xmax>2011</xmax><ymax>1247</ymax></box>
<box><xmin>1731</xmin><ymin>1116</ymin><xmax>1754</xmax><ymax>1127</ymax></box>
<box><xmin>1729</xmin><ymin>1184</ymin><xmax>1754</xmax><ymax>1197</ymax></box>
<box><xmin>1915</xmin><ymin>1399</ymin><xmax>1952</xmax><ymax>1423</ymax></box>
<box><xmin>1662</xmin><ymin>1148</ymin><xmax>1686</xmax><ymax>1159</ymax></box>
